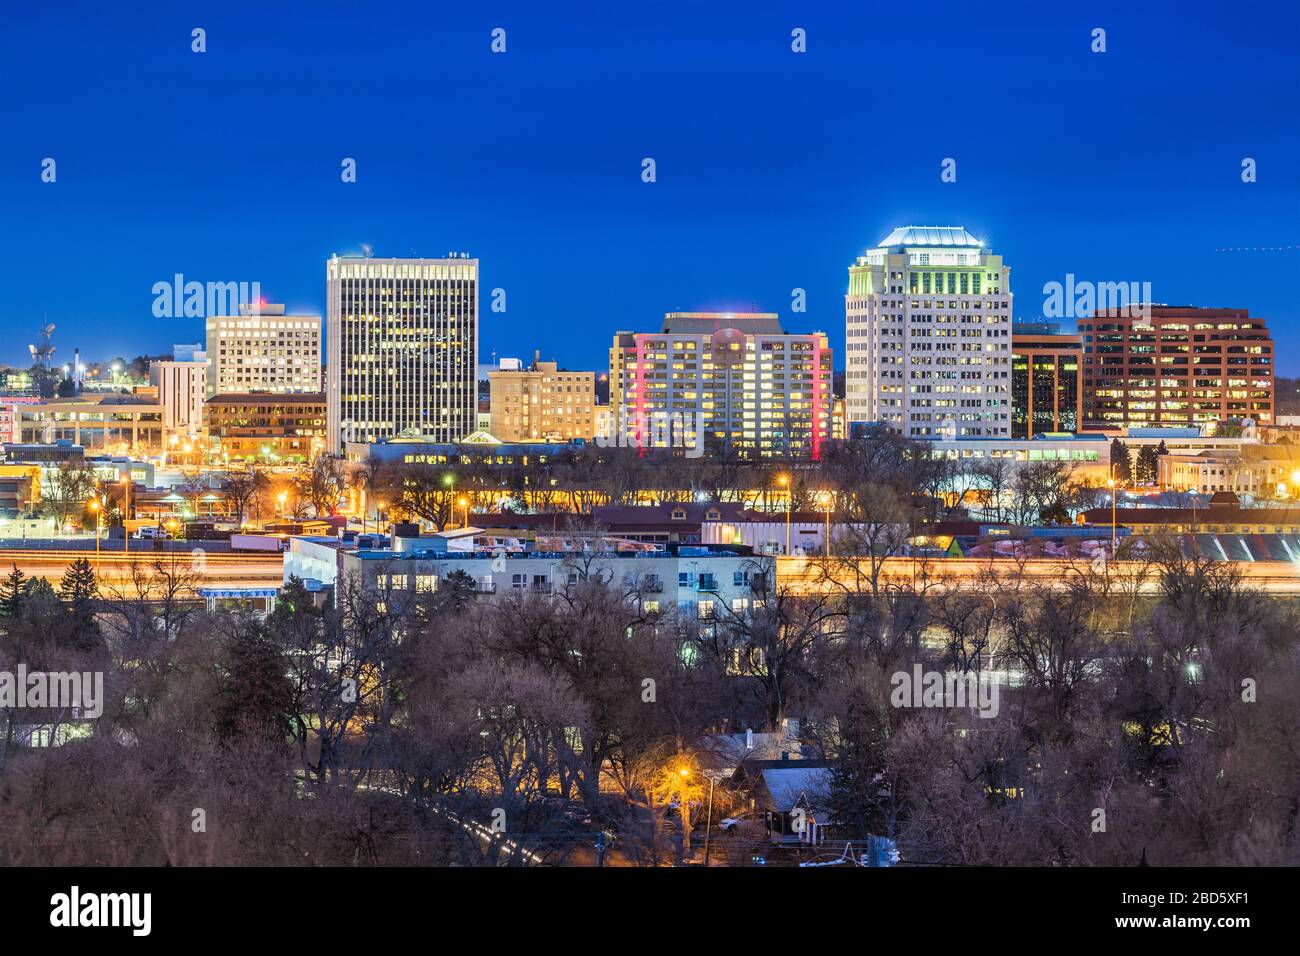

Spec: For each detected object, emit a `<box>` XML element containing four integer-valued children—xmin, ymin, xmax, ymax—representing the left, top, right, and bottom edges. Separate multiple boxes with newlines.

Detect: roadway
<box><xmin>0</xmin><ymin>548</ymin><xmax>285</xmax><ymax>589</ymax></box>
<box><xmin>775</xmin><ymin>556</ymin><xmax>1300</xmax><ymax>596</ymax></box>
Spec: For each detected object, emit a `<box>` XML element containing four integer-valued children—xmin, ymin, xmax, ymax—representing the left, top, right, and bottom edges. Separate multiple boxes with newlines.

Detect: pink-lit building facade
<box><xmin>609</xmin><ymin>312</ymin><xmax>833</xmax><ymax>460</ymax></box>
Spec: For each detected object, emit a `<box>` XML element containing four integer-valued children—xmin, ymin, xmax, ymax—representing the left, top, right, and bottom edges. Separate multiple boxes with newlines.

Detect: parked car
<box><xmin>133</xmin><ymin>526</ymin><xmax>164</xmax><ymax>540</ymax></box>
<box><xmin>720</xmin><ymin>811</ymin><xmax>755</xmax><ymax>832</ymax></box>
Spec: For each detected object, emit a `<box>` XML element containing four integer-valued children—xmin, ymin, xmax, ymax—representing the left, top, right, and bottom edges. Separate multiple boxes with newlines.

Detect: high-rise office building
<box><xmin>489</xmin><ymin>353</ymin><xmax>597</xmax><ymax>442</ymax></box>
<box><xmin>609</xmin><ymin>312</ymin><xmax>832</xmax><ymax>459</ymax></box>
<box><xmin>326</xmin><ymin>255</ymin><xmax>478</xmax><ymax>452</ymax></box>
<box><xmin>845</xmin><ymin>226</ymin><xmax>1012</xmax><ymax>438</ymax></box>
<box><xmin>149</xmin><ymin>346</ymin><xmax>208</xmax><ymax>439</ymax></box>
<box><xmin>1011</xmin><ymin>323</ymin><xmax>1082</xmax><ymax>438</ymax></box>
<box><xmin>1079</xmin><ymin>306</ymin><xmax>1273</xmax><ymax>428</ymax></box>
<box><xmin>205</xmin><ymin>304</ymin><xmax>321</xmax><ymax>396</ymax></box>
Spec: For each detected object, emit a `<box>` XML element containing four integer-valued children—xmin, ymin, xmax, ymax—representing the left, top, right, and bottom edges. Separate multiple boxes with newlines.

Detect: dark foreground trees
<box><xmin>0</xmin><ymin>541</ymin><xmax>1297</xmax><ymax>866</ymax></box>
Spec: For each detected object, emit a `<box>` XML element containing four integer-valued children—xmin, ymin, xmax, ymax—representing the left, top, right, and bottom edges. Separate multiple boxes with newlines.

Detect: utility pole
<box><xmin>1107</xmin><ymin>463</ymin><xmax>1118</xmax><ymax>554</ymax></box>
<box><xmin>703</xmin><ymin>771</ymin><xmax>719</xmax><ymax>867</ymax></box>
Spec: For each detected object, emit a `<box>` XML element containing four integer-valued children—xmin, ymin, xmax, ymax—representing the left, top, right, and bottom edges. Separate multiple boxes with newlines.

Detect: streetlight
<box><xmin>88</xmin><ymin>497</ymin><xmax>102</xmax><ymax>556</ymax></box>
<box><xmin>676</xmin><ymin>765</ymin><xmax>693</xmax><ymax>861</ymax></box>
<box><xmin>777</xmin><ymin>474</ymin><xmax>791</xmax><ymax>555</ymax></box>
<box><xmin>278</xmin><ymin>490</ymin><xmax>288</xmax><ymax>520</ymax></box>
<box><xmin>457</xmin><ymin>496</ymin><xmax>470</xmax><ymax>529</ymax></box>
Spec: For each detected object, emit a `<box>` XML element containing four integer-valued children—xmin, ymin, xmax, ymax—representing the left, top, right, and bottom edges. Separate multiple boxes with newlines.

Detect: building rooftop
<box><xmin>350</xmin><ymin>545</ymin><xmax>750</xmax><ymax>561</ymax></box>
<box><xmin>661</xmin><ymin>312</ymin><xmax>785</xmax><ymax>335</ymax></box>
<box><xmin>877</xmin><ymin>226</ymin><xmax>982</xmax><ymax>248</ymax></box>
<box><xmin>206</xmin><ymin>392</ymin><xmax>327</xmax><ymax>405</ymax></box>
<box><xmin>1083</xmin><ymin>506</ymin><xmax>1300</xmax><ymax>525</ymax></box>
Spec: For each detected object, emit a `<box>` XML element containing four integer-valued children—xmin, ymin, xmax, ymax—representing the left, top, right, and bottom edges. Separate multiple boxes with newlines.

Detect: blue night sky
<box><xmin>2</xmin><ymin>0</ymin><xmax>1298</xmax><ymax>372</ymax></box>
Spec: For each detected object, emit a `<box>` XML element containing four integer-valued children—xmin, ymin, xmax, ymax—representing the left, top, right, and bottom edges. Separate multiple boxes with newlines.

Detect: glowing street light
<box><xmin>88</xmin><ymin>497</ymin><xmax>102</xmax><ymax>555</ymax></box>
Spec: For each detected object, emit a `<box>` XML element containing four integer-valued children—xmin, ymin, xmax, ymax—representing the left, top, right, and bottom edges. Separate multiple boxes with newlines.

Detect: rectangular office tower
<box><xmin>1080</xmin><ymin>306</ymin><xmax>1274</xmax><ymax>429</ymax></box>
<box><xmin>845</xmin><ymin>226</ymin><xmax>1012</xmax><ymax>438</ymax></box>
<box><xmin>1011</xmin><ymin>322</ymin><xmax>1082</xmax><ymax>438</ymax></box>
<box><xmin>205</xmin><ymin>304</ymin><xmax>322</xmax><ymax>396</ymax></box>
<box><xmin>609</xmin><ymin>312</ymin><xmax>832</xmax><ymax>459</ymax></box>
<box><xmin>326</xmin><ymin>255</ymin><xmax>478</xmax><ymax>452</ymax></box>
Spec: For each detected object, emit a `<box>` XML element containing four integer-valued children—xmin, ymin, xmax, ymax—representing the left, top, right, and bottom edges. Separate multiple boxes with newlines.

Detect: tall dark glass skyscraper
<box><xmin>1011</xmin><ymin>322</ymin><xmax>1082</xmax><ymax>438</ymax></box>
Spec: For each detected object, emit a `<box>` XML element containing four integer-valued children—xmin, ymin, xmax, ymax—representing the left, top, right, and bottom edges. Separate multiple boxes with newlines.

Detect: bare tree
<box><xmin>220</xmin><ymin>465</ymin><xmax>268</xmax><ymax>527</ymax></box>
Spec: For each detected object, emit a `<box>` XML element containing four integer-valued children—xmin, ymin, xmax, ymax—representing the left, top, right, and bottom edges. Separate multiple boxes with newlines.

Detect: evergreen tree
<box><xmin>827</xmin><ymin>690</ymin><xmax>892</xmax><ymax>840</ymax></box>
<box><xmin>213</xmin><ymin>626</ymin><xmax>294</xmax><ymax>746</ymax></box>
<box><xmin>57</xmin><ymin>557</ymin><xmax>102</xmax><ymax>652</ymax></box>
<box><xmin>1136</xmin><ymin>445</ymin><xmax>1160</xmax><ymax>486</ymax></box>
<box><xmin>0</xmin><ymin>565</ymin><xmax>28</xmax><ymax>619</ymax></box>
<box><xmin>58</xmin><ymin>557</ymin><xmax>98</xmax><ymax>605</ymax></box>
<box><xmin>1110</xmin><ymin>438</ymin><xmax>1133</xmax><ymax>483</ymax></box>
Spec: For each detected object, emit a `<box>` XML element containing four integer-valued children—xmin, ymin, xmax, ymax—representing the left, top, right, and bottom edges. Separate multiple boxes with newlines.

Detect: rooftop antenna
<box><xmin>28</xmin><ymin>322</ymin><xmax>56</xmax><ymax>368</ymax></box>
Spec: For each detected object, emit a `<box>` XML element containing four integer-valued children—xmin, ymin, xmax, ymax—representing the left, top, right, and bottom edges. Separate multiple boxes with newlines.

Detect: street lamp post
<box><xmin>702</xmin><ymin>770</ymin><xmax>720</xmax><ymax>867</ymax></box>
<box><xmin>458</xmin><ymin>496</ymin><xmax>469</xmax><ymax>529</ymax></box>
<box><xmin>89</xmin><ymin>497</ymin><xmax>101</xmax><ymax>556</ymax></box>
<box><xmin>1107</xmin><ymin>464</ymin><xmax>1118</xmax><ymax>554</ymax></box>
<box><xmin>822</xmin><ymin>490</ymin><xmax>832</xmax><ymax>559</ymax></box>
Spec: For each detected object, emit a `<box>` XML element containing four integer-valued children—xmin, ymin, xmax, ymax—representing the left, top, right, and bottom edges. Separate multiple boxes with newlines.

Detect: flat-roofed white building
<box><xmin>846</xmin><ymin>226</ymin><xmax>1012</xmax><ymax>438</ymax></box>
<box><xmin>149</xmin><ymin>347</ymin><xmax>207</xmax><ymax>439</ymax></box>
<box><xmin>286</xmin><ymin>536</ymin><xmax>769</xmax><ymax>621</ymax></box>
<box><xmin>205</xmin><ymin>303</ymin><xmax>321</xmax><ymax>396</ymax></box>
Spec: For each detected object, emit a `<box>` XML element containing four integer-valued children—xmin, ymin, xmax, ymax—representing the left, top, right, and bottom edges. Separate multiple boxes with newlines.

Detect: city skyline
<box><xmin>2</xmin><ymin>2</ymin><xmax>1297</xmax><ymax>373</ymax></box>
<box><xmin>0</xmin><ymin>1</ymin><xmax>1297</xmax><ymax>897</ymax></box>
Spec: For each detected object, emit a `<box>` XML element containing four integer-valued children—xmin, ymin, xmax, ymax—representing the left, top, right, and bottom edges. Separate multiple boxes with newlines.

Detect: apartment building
<box><xmin>286</xmin><ymin>536</ymin><xmax>769</xmax><ymax>621</ymax></box>
<box><xmin>489</xmin><ymin>353</ymin><xmax>596</xmax><ymax>442</ymax></box>
<box><xmin>609</xmin><ymin>312</ymin><xmax>832</xmax><ymax>459</ymax></box>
